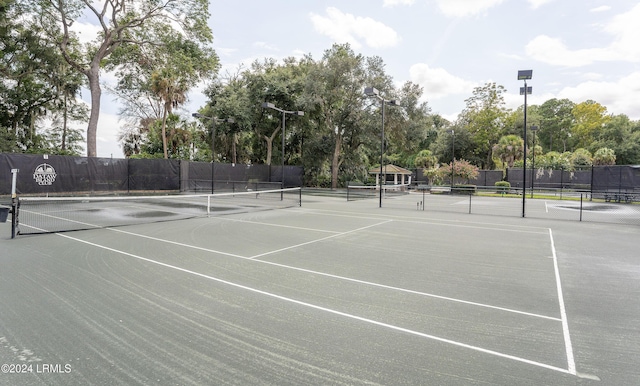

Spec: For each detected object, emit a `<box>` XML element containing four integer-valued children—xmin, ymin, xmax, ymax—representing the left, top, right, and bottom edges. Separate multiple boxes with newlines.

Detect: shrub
<box><xmin>495</xmin><ymin>181</ymin><xmax>510</xmax><ymax>194</ymax></box>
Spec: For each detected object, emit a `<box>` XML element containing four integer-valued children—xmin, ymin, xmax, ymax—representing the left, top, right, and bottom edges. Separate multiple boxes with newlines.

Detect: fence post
<box><xmin>560</xmin><ymin>167</ymin><xmax>564</xmax><ymax>200</ymax></box>
<box><xmin>590</xmin><ymin>165</ymin><xmax>594</xmax><ymax>201</ymax></box>
<box><xmin>619</xmin><ymin>166</ymin><xmax>623</xmax><ymax>195</ymax></box>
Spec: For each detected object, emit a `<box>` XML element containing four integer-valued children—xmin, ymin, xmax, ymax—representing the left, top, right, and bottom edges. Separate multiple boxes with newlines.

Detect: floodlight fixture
<box><xmin>517</xmin><ymin>70</ymin><xmax>533</xmax><ymax>80</ymax></box>
<box><xmin>520</xmin><ymin>86</ymin><xmax>533</xmax><ymax>95</ymax></box>
<box><xmin>364</xmin><ymin>87</ymin><xmax>380</xmax><ymax>97</ymax></box>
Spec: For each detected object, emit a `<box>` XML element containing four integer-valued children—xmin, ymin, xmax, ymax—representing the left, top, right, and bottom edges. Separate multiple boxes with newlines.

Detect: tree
<box><xmin>436</xmin><ymin>159</ymin><xmax>479</xmax><ymax>184</ymax></box>
<box><xmin>593</xmin><ymin>148</ymin><xmax>616</xmax><ymax>166</ymax></box>
<box><xmin>240</xmin><ymin>57</ymin><xmax>310</xmax><ymax>166</ymax></box>
<box><xmin>35</xmin><ymin>0</ymin><xmax>214</xmax><ymax>157</ymax></box>
<box><xmin>570</xmin><ymin>148</ymin><xmax>592</xmax><ymax>170</ymax></box>
<box><xmin>385</xmin><ymin>81</ymin><xmax>433</xmax><ymax>168</ymax></box>
<box><xmin>538</xmin><ymin>98</ymin><xmax>575</xmax><ymax>153</ymax></box>
<box><xmin>536</xmin><ymin>151</ymin><xmax>571</xmax><ymax>170</ymax></box>
<box><xmin>201</xmin><ymin>71</ymin><xmax>253</xmax><ymax>164</ymax></box>
<box><xmin>429</xmin><ymin>126</ymin><xmax>475</xmax><ymax>166</ymax></box>
<box><xmin>150</xmin><ymin>69</ymin><xmax>187</xmax><ymax>159</ymax></box>
<box><xmin>112</xmin><ymin>32</ymin><xmax>218</xmax><ymax>159</ymax></box>
<box><xmin>303</xmin><ymin>44</ymin><xmax>388</xmax><ymax>188</ymax></box>
<box><xmin>571</xmin><ymin>100</ymin><xmax>610</xmax><ymax>149</ymax></box>
<box><xmin>590</xmin><ymin>114</ymin><xmax>640</xmax><ymax>165</ymax></box>
<box><xmin>457</xmin><ymin>83</ymin><xmax>509</xmax><ymax>168</ymax></box>
<box><xmin>492</xmin><ymin>135</ymin><xmax>524</xmax><ymax>168</ymax></box>
<box><xmin>414</xmin><ymin>150</ymin><xmax>437</xmax><ymax>169</ymax></box>
<box><xmin>1</xmin><ymin>0</ymin><xmax>87</xmax><ymax>153</ymax></box>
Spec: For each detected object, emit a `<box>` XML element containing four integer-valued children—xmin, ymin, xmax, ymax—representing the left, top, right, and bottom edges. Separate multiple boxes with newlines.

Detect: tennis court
<box><xmin>1</xmin><ymin>191</ymin><xmax>638</xmax><ymax>384</ymax></box>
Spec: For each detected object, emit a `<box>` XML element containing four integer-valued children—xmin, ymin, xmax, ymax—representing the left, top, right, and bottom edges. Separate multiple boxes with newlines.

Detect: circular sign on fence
<box><xmin>33</xmin><ymin>163</ymin><xmax>57</xmax><ymax>186</ymax></box>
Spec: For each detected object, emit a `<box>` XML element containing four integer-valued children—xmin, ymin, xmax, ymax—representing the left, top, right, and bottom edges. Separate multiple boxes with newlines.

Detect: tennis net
<box><xmin>16</xmin><ymin>187</ymin><xmax>301</xmax><ymax>235</ymax></box>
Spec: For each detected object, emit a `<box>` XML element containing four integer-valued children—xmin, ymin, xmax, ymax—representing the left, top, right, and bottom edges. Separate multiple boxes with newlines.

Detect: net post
<box><xmin>298</xmin><ymin>187</ymin><xmax>302</xmax><ymax>207</ymax></box>
<box><xmin>10</xmin><ymin>169</ymin><xmax>19</xmax><ymax>238</ymax></box>
<box><xmin>207</xmin><ymin>195</ymin><xmax>211</xmax><ymax>217</ymax></box>
<box><xmin>579</xmin><ymin>193</ymin><xmax>583</xmax><ymax>222</ymax></box>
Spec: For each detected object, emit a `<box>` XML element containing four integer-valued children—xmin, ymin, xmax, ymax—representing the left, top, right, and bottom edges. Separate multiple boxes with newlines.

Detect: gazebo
<box><xmin>369</xmin><ymin>164</ymin><xmax>412</xmax><ymax>187</ymax></box>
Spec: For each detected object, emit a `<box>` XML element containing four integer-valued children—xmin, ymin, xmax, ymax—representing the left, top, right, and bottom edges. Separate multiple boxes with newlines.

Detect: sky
<box><xmin>76</xmin><ymin>0</ymin><xmax>640</xmax><ymax>158</ymax></box>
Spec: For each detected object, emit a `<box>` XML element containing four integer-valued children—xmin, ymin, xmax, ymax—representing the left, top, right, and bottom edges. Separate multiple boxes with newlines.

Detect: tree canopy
<box><xmin>3</xmin><ymin>7</ymin><xmax>640</xmax><ymax>187</ymax></box>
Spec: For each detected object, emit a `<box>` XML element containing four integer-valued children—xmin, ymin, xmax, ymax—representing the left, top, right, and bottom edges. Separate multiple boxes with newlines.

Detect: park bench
<box><xmin>603</xmin><ymin>192</ymin><xmax>636</xmax><ymax>203</ymax></box>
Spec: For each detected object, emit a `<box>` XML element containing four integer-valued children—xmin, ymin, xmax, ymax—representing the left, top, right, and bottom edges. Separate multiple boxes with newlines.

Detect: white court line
<box><xmin>549</xmin><ymin>228</ymin><xmax>577</xmax><ymax>375</ymax></box>
<box><xmin>248</xmin><ymin>220</ymin><xmax>392</xmax><ymax>259</ymax></box>
<box><xmin>298</xmin><ymin>208</ymin><xmax>550</xmax><ymax>234</ymax></box>
<box><xmin>52</xmin><ymin>231</ymin><xmax>573</xmax><ymax>376</ymax></box>
<box><xmin>107</xmin><ymin>225</ymin><xmax>559</xmax><ymax>321</ymax></box>
<box><xmin>218</xmin><ymin>217</ymin><xmax>340</xmax><ymax>234</ymax></box>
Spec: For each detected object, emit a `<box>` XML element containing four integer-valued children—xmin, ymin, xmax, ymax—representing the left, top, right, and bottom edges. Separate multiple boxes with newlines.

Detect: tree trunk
<box><xmin>161</xmin><ymin>106</ymin><xmax>169</xmax><ymax>159</ymax></box>
<box><xmin>262</xmin><ymin>127</ymin><xmax>280</xmax><ymax>166</ymax></box>
<box><xmin>331</xmin><ymin>133</ymin><xmax>342</xmax><ymax>189</ymax></box>
<box><xmin>86</xmin><ymin>64</ymin><xmax>101</xmax><ymax>157</ymax></box>
<box><xmin>232</xmin><ymin>132</ymin><xmax>237</xmax><ymax>164</ymax></box>
<box><xmin>61</xmin><ymin>93</ymin><xmax>68</xmax><ymax>151</ymax></box>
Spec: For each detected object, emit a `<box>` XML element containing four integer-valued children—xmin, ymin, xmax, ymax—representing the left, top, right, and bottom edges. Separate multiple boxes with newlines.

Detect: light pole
<box><xmin>530</xmin><ymin>125</ymin><xmax>538</xmax><ymax>198</ymax></box>
<box><xmin>192</xmin><ymin>113</ymin><xmax>234</xmax><ymax>193</ymax></box>
<box><xmin>449</xmin><ymin>129</ymin><xmax>455</xmax><ymax>190</ymax></box>
<box><xmin>518</xmin><ymin>70</ymin><xmax>533</xmax><ymax>217</ymax></box>
<box><xmin>364</xmin><ymin>87</ymin><xmax>399</xmax><ymax>208</ymax></box>
<box><xmin>261</xmin><ymin>102</ymin><xmax>304</xmax><ymax>189</ymax></box>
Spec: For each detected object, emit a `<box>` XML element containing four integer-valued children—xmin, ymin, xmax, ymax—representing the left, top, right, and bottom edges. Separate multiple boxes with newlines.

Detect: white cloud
<box><xmin>590</xmin><ymin>5</ymin><xmax>611</xmax><ymax>13</ymax></box>
<box><xmin>309</xmin><ymin>7</ymin><xmax>400</xmax><ymax>49</ymax></box>
<box><xmin>525</xmin><ymin>35</ymin><xmax>616</xmax><ymax>67</ymax></box>
<box><xmin>582</xmin><ymin>72</ymin><xmax>604</xmax><ymax>81</ymax></box>
<box><xmin>498</xmin><ymin>52</ymin><xmax>524</xmax><ymax>61</ymax></box>
<box><xmin>557</xmin><ymin>72</ymin><xmax>640</xmax><ymax>120</ymax></box>
<box><xmin>503</xmin><ymin>72</ymin><xmax>640</xmax><ymax>120</ymax></box>
<box><xmin>527</xmin><ymin>4</ymin><xmax>640</xmax><ymax>66</ymax></box>
<box><xmin>383</xmin><ymin>0</ymin><xmax>415</xmax><ymax>7</ymax></box>
<box><xmin>215</xmin><ymin>47</ymin><xmax>238</xmax><ymax>57</ymax></box>
<box><xmin>435</xmin><ymin>0</ymin><xmax>506</xmax><ymax>17</ymax></box>
<box><xmin>604</xmin><ymin>3</ymin><xmax>640</xmax><ymax>61</ymax></box>
<box><xmin>253</xmin><ymin>41</ymin><xmax>278</xmax><ymax>51</ymax></box>
<box><xmin>409</xmin><ymin>63</ymin><xmax>476</xmax><ymax>99</ymax></box>
<box><xmin>527</xmin><ymin>0</ymin><xmax>555</xmax><ymax>9</ymax></box>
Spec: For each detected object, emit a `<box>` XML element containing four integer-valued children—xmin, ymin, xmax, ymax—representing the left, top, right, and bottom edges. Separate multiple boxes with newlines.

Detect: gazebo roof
<box><xmin>368</xmin><ymin>164</ymin><xmax>412</xmax><ymax>175</ymax></box>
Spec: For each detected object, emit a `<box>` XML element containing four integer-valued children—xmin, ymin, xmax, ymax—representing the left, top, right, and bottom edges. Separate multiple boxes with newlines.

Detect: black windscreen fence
<box><xmin>0</xmin><ymin>154</ymin><xmax>303</xmax><ymax>195</ymax></box>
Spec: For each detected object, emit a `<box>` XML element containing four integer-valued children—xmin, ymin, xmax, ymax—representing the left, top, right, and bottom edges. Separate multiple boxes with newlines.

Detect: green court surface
<box><xmin>0</xmin><ymin>193</ymin><xmax>638</xmax><ymax>385</ymax></box>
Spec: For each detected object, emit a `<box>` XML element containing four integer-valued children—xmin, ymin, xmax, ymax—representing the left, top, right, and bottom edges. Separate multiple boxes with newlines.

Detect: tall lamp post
<box><xmin>261</xmin><ymin>102</ymin><xmax>304</xmax><ymax>189</ymax></box>
<box><xmin>530</xmin><ymin>125</ymin><xmax>538</xmax><ymax>198</ymax></box>
<box><xmin>192</xmin><ymin>113</ymin><xmax>234</xmax><ymax>193</ymax></box>
<box><xmin>449</xmin><ymin>129</ymin><xmax>455</xmax><ymax>189</ymax></box>
<box><xmin>364</xmin><ymin>87</ymin><xmax>399</xmax><ymax>208</ymax></box>
<box><xmin>518</xmin><ymin>70</ymin><xmax>533</xmax><ymax>217</ymax></box>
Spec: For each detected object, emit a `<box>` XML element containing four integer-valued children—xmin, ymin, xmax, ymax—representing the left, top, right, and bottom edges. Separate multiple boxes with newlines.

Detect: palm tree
<box><xmin>492</xmin><ymin>135</ymin><xmax>524</xmax><ymax>168</ymax></box>
<box><xmin>150</xmin><ymin>69</ymin><xmax>188</xmax><ymax>159</ymax></box>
